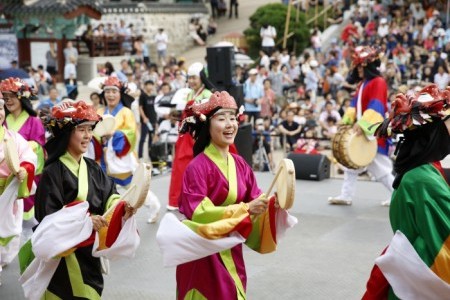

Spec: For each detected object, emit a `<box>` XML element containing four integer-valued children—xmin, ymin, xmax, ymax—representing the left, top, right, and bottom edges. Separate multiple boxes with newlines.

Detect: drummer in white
<box><xmin>328</xmin><ymin>46</ymin><xmax>394</xmax><ymax>206</ymax></box>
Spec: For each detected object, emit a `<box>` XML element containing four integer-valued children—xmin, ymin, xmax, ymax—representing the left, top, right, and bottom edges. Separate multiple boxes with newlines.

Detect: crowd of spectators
<box><xmin>235</xmin><ymin>0</ymin><xmax>450</xmax><ymax>171</ymax></box>
<box><xmin>11</xmin><ymin>0</ymin><xmax>450</xmax><ymax>173</ymax></box>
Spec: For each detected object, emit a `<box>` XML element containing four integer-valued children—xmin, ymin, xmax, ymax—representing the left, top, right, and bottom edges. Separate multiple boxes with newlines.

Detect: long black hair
<box><xmin>44</xmin><ymin>124</ymin><xmax>74</xmax><ymax>166</ymax></box>
<box><xmin>192</xmin><ymin>107</ymin><xmax>222</xmax><ymax>157</ymax></box>
<box><xmin>44</xmin><ymin>119</ymin><xmax>98</xmax><ymax>166</ymax></box>
<box><xmin>393</xmin><ymin>118</ymin><xmax>450</xmax><ymax>188</ymax></box>
<box><xmin>4</xmin><ymin>95</ymin><xmax>37</xmax><ymax>117</ymax></box>
<box><xmin>346</xmin><ymin>60</ymin><xmax>381</xmax><ymax>84</ymax></box>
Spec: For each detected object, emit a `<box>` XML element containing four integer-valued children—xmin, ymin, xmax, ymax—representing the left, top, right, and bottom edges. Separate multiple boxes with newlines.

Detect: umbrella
<box><xmin>0</xmin><ymin>68</ymin><xmax>30</xmax><ymax>80</ymax></box>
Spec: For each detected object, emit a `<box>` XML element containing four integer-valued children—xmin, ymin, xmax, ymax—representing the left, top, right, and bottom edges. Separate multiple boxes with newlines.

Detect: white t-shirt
<box><xmin>155</xmin><ymin>93</ymin><xmax>171</xmax><ymax>120</ymax></box>
<box><xmin>64</xmin><ymin>63</ymin><xmax>77</xmax><ymax>80</ymax></box>
<box><xmin>434</xmin><ymin>72</ymin><xmax>450</xmax><ymax>90</ymax></box>
<box><xmin>319</xmin><ymin>110</ymin><xmax>341</xmax><ymax>124</ymax></box>
<box><xmin>260</xmin><ymin>26</ymin><xmax>276</xmax><ymax>47</ymax></box>
<box><xmin>158</xmin><ymin>120</ymin><xmax>179</xmax><ymax>144</ymax></box>
<box><xmin>154</xmin><ymin>32</ymin><xmax>168</xmax><ymax>51</ymax></box>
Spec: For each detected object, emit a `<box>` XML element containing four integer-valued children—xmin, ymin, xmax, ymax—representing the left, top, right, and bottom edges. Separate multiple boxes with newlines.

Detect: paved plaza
<box><xmin>1</xmin><ymin>169</ymin><xmax>393</xmax><ymax>300</ymax></box>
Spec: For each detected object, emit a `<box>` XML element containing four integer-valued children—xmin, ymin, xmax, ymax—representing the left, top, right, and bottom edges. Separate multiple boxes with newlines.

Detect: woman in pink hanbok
<box><xmin>157</xmin><ymin>91</ymin><xmax>297</xmax><ymax>299</ymax></box>
<box><xmin>0</xmin><ymin>78</ymin><xmax>45</xmax><ymax>224</ymax></box>
<box><xmin>0</xmin><ymin>91</ymin><xmax>36</xmax><ymax>286</ymax></box>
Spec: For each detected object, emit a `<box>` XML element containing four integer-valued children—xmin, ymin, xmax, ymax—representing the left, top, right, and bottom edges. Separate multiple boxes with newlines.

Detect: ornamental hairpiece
<box><xmin>0</xmin><ymin>77</ymin><xmax>36</xmax><ymax>100</ymax></box>
<box><xmin>179</xmin><ymin>91</ymin><xmax>243</xmax><ymax>137</ymax></box>
<box><xmin>375</xmin><ymin>84</ymin><xmax>450</xmax><ymax>137</ymax></box>
<box><xmin>351</xmin><ymin>46</ymin><xmax>382</xmax><ymax>68</ymax></box>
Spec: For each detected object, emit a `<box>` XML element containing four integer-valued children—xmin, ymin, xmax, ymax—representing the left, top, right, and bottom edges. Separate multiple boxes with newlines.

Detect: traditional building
<box><xmin>1</xmin><ymin>0</ymin><xmax>209</xmax><ymax>82</ymax></box>
<box><xmin>2</xmin><ymin>0</ymin><xmax>102</xmax><ymax>80</ymax></box>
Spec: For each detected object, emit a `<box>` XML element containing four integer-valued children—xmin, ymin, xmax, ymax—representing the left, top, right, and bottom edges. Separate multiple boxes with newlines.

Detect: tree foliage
<box><xmin>244</xmin><ymin>3</ymin><xmax>327</xmax><ymax>58</ymax></box>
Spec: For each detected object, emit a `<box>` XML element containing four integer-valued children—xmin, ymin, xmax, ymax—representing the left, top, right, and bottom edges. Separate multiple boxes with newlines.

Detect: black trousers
<box><xmin>229</xmin><ymin>0</ymin><xmax>238</xmax><ymax>18</ymax></box>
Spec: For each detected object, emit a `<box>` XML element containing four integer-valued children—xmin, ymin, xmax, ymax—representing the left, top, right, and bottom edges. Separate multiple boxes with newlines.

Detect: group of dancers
<box><xmin>0</xmin><ymin>44</ymin><xmax>449</xmax><ymax>299</ymax></box>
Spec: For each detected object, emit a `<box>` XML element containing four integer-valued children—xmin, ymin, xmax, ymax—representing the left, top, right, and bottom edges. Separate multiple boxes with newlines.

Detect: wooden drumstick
<box><xmin>265</xmin><ymin>164</ymin><xmax>283</xmax><ymax>199</ymax></box>
<box><xmin>102</xmin><ymin>184</ymin><xmax>136</xmax><ymax>219</ymax></box>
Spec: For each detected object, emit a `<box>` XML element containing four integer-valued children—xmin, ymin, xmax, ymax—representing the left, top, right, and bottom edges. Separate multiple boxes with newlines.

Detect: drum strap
<box><xmin>356</xmin><ymin>82</ymin><xmax>365</xmax><ymax>121</ymax></box>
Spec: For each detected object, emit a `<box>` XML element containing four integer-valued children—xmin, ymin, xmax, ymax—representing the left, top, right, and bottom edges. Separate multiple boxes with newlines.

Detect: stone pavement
<box><xmin>0</xmin><ymin>170</ymin><xmax>393</xmax><ymax>299</ymax></box>
<box><xmin>0</xmin><ymin>3</ymin><xmax>396</xmax><ymax>299</ymax></box>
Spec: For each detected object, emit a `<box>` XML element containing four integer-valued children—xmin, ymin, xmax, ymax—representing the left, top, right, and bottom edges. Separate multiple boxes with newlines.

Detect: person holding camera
<box><xmin>243</xmin><ymin>68</ymin><xmax>264</xmax><ymax>126</ymax></box>
<box><xmin>252</xmin><ymin>118</ymin><xmax>274</xmax><ymax>171</ymax></box>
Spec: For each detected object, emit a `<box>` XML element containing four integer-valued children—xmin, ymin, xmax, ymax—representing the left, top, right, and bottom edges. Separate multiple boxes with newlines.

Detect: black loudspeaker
<box><xmin>234</xmin><ymin>123</ymin><xmax>253</xmax><ymax>166</ymax></box>
<box><xmin>227</xmin><ymin>84</ymin><xmax>244</xmax><ymax>108</ymax></box>
<box><xmin>287</xmin><ymin>153</ymin><xmax>330</xmax><ymax>181</ymax></box>
<box><xmin>207</xmin><ymin>46</ymin><xmax>235</xmax><ymax>87</ymax></box>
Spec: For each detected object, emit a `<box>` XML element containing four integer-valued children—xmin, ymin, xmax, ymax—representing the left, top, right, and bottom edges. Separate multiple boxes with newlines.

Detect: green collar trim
<box><xmin>204</xmin><ymin>143</ymin><xmax>237</xmax><ymax>206</ymax></box>
<box><xmin>204</xmin><ymin>143</ymin><xmax>228</xmax><ymax>178</ymax></box>
<box><xmin>6</xmin><ymin>110</ymin><xmax>29</xmax><ymax>132</ymax></box>
<box><xmin>0</xmin><ymin>126</ymin><xmax>5</xmax><ymax>142</ymax></box>
<box><xmin>59</xmin><ymin>152</ymin><xmax>88</xmax><ymax>201</ymax></box>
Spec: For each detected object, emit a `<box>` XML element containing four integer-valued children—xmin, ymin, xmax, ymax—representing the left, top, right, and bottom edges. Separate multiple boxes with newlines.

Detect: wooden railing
<box><xmin>74</xmin><ymin>36</ymin><xmax>136</xmax><ymax>57</ymax></box>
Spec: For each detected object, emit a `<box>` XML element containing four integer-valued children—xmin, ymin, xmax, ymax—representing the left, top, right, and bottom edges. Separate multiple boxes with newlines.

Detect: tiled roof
<box><xmin>3</xmin><ymin>0</ymin><xmax>101</xmax><ymax>16</ymax></box>
<box><xmin>101</xmin><ymin>2</ymin><xmax>208</xmax><ymax>14</ymax></box>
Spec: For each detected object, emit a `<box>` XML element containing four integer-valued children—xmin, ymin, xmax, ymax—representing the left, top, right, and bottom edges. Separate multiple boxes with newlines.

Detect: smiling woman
<box><xmin>20</xmin><ymin>100</ymin><xmax>139</xmax><ymax>299</ymax></box>
<box><xmin>157</xmin><ymin>91</ymin><xmax>297</xmax><ymax>300</ymax></box>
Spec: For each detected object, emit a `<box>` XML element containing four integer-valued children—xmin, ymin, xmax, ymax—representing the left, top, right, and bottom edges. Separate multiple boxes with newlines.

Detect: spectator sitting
<box><xmin>189</xmin><ymin>18</ymin><xmax>206</xmax><ymax>46</ymax></box>
<box><xmin>321</xmin><ymin>116</ymin><xmax>338</xmax><ymax>139</ymax></box>
<box><xmin>93</xmin><ymin>23</ymin><xmax>105</xmax><ymax>37</ymax></box>
<box><xmin>37</xmin><ymin>86</ymin><xmax>61</xmax><ymax>112</ymax></box>
<box><xmin>154</xmin><ymin>82</ymin><xmax>172</xmax><ymax>121</ymax></box>
<box><xmin>105</xmin><ymin>23</ymin><xmax>116</xmax><ymax>37</ymax></box>
<box><xmin>36</xmin><ymin>65</ymin><xmax>53</xmax><ymax>96</ymax></box>
<box><xmin>319</xmin><ymin>101</ymin><xmax>341</xmax><ymax>130</ymax></box>
<box><xmin>295</xmin><ymin>138</ymin><xmax>320</xmax><ymax>155</ymax></box>
<box><xmin>278</xmin><ymin>110</ymin><xmax>302</xmax><ymax>151</ymax></box>
<box><xmin>171</xmin><ymin>70</ymin><xmax>187</xmax><ymax>91</ymax></box>
<box><xmin>157</xmin><ymin>110</ymin><xmax>179</xmax><ymax>145</ymax></box>
<box><xmin>116</xmin><ymin>59</ymin><xmax>131</xmax><ymax>82</ymax></box>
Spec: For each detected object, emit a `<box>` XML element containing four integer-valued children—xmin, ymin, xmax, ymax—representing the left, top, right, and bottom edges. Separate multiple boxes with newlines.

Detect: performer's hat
<box><xmin>187</xmin><ymin>62</ymin><xmax>204</xmax><ymax>77</ymax></box>
<box><xmin>375</xmin><ymin>84</ymin><xmax>450</xmax><ymax>137</ymax></box>
<box><xmin>102</xmin><ymin>76</ymin><xmax>123</xmax><ymax>90</ymax></box>
<box><xmin>179</xmin><ymin>91</ymin><xmax>242</xmax><ymax>136</ymax></box>
<box><xmin>43</xmin><ymin>100</ymin><xmax>102</xmax><ymax>137</ymax></box>
<box><xmin>351</xmin><ymin>46</ymin><xmax>382</xmax><ymax>68</ymax></box>
<box><xmin>0</xmin><ymin>77</ymin><xmax>36</xmax><ymax>100</ymax></box>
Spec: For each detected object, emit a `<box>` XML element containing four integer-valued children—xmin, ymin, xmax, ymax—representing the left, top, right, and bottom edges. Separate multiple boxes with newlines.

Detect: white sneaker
<box><xmin>152</xmin><ymin>168</ymin><xmax>161</xmax><ymax>176</ymax></box>
<box><xmin>147</xmin><ymin>213</ymin><xmax>159</xmax><ymax>224</ymax></box>
<box><xmin>166</xmin><ymin>205</ymin><xmax>178</xmax><ymax>211</ymax></box>
<box><xmin>328</xmin><ymin>195</ymin><xmax>352</xmax><ymax>205</ymax></box>
<box><xmin>381</xmin><ymin>199</ymin><xmax>391</xmax><ymax>207</ymax></box>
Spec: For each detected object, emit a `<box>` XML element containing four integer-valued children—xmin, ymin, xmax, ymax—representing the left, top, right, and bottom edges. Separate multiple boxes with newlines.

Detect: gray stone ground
<box><xmin>0</xmin><ymin>2</ymin><xmax>400</xmax><ymax>299</ymax></box>
<box><xmin>0</xmin><ymin>171</ymin><xmax>392</xmax><ymax>300</ymax></box>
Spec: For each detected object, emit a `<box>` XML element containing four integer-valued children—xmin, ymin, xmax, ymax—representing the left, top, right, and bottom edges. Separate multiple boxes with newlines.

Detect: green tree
<box><xmin>244</xmin><ymin>3</ymin><xmax>310</xmax><ymax>59</ymax></box>
<box><xmin>244</xmin><ymin>3</ymin><xmax>328</xmax><ymax>59</ymax></box>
